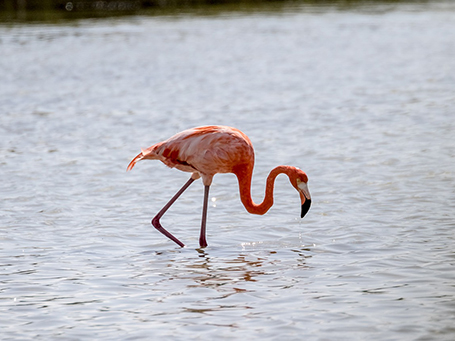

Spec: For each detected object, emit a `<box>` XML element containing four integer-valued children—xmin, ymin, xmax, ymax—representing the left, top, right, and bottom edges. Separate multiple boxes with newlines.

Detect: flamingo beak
<box><xmin>298</xmin><ymin>181</ymin><xmax>311</xmax><ymax>218</ymax></box>
<box><xmin>301</xmin><ymin>198</ymin><xmax>311</xmax><ymax>218</ymax></box>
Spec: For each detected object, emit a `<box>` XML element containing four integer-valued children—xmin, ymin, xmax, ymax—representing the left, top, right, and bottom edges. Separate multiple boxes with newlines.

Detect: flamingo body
<box><xmin>127</xmin><ymin>125</ymin><xmax>311</xmax><ymax>248</ymax></box>
<box><xmin>128</xmin><ymin>126</ymin><xmax>253</xmax><ymax>186</ymax></box>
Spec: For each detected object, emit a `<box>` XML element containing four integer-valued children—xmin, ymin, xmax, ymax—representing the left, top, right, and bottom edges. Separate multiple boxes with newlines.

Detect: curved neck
<box><xmin>234</xmin><ymin>165</ymin><xmax>294</xmax><ymax>215</ymax></box>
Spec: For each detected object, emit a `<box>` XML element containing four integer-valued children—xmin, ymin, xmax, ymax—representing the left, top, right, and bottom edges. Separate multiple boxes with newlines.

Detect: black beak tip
<box><xmin>301</xmin><ymin>199</ymin><xmax>311</xmax><ymax>218</ymax></box>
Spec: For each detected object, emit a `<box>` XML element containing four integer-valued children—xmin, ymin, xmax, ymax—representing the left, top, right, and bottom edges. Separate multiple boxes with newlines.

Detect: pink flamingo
<box><xmin>127</xmin><ymin>125</ymin><xmax>311</xmax><ymax>248</ymax></box>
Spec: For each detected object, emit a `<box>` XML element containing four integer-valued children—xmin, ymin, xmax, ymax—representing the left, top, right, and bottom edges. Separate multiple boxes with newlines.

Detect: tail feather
<box><xmin>126</xmin><ymin>152</ymin><xmax>144</xmax><ymax>171</ymax></box>
<box><xmin>127</xmin><ymin>144</ymin><xmax>161</xmax><ymax>171</ymax></box>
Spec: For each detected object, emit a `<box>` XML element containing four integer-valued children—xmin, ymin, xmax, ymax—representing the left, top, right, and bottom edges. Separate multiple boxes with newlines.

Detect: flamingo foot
<box><xmin>152</xmin><ymin>216</ymin><xmax>185</xmax><ymax>247</ymax></box>
<box><xmin>199</xmin><ymin>237</ymin><xmax>208</xmax><ymax>248</ymax></box>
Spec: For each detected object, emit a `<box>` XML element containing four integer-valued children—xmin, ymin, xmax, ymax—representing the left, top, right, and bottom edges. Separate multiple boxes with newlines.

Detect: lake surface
<box><xmin>1</xmin><ymin>2</ymin><xmax>455</xmax><ymax>339</ymax></box>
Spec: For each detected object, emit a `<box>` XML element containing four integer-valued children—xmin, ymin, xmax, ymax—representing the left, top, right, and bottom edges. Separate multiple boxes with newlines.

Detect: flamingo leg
<box><xmin>151</xmin><ymin>177</ymin><xmax>195</xmax><ymax>247</ymax></box>
<box><xmin>199</xmin><ymin>185</ymin><xmax>210</xmax><ymax>248</ymax></box>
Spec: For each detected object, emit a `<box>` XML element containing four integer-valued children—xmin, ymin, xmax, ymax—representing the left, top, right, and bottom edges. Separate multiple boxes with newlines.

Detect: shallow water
<box><xmin>1</xmin><ymin>2</ymin><xmax>455</xmax><ymax>340</ymax></box>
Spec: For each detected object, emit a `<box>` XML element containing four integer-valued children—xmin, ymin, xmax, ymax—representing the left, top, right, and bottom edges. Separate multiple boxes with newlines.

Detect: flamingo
<box><xmin>127</xmin><ymin>125</ymin><xmax>311</xmax><ymax>248</ymax></box>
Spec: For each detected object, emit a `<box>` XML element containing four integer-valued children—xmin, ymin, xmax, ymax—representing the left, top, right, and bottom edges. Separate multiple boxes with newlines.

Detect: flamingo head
<box><xmin>290</xmin><ymin>169</ymin><xmax>311</xmax><ymax>218</ymax></box>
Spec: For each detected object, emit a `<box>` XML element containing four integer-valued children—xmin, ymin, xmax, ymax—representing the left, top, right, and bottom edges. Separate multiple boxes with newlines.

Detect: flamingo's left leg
<box><xmin>151</xmin><ymin>177</ymin><xmax>195</xmax><ymax>247</ymax></box>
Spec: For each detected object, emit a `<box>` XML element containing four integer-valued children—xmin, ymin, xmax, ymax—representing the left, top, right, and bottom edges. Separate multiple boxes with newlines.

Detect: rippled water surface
<box><xmin>1</xmin><ymin>2</ymin><xmax>455</xmax><ymax>339</ymax></box>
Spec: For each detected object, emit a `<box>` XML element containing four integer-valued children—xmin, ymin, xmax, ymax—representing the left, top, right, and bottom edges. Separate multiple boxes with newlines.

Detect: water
<box><xmin>1</xmin><ymin>2</ymin><xmax>455</xmax><ymax>339</ymax></box>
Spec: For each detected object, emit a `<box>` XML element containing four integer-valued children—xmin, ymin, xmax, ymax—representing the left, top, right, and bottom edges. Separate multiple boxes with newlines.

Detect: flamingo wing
<box><xmin>163</xmin><ymin>126</ymin><xmax>254</xmax><ymax>174</ymax></box>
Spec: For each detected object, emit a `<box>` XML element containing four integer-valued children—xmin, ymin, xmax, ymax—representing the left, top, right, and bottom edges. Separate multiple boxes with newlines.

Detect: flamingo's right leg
<box><xmin>151</xmin><ymin>177</ymin><xmax>195</xmax><ymax>247</ymax></box>
<box><xmin>198</xmin><ymin>185</ymin><xmax>210</xmax><ymax>248</ymax></box>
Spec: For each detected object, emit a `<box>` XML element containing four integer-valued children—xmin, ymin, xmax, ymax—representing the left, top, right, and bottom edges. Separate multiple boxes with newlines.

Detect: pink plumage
<box><xmin>128</xmin><ymin>126</ymin><xmax>253</xmax><ymax>185</ymax></box>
